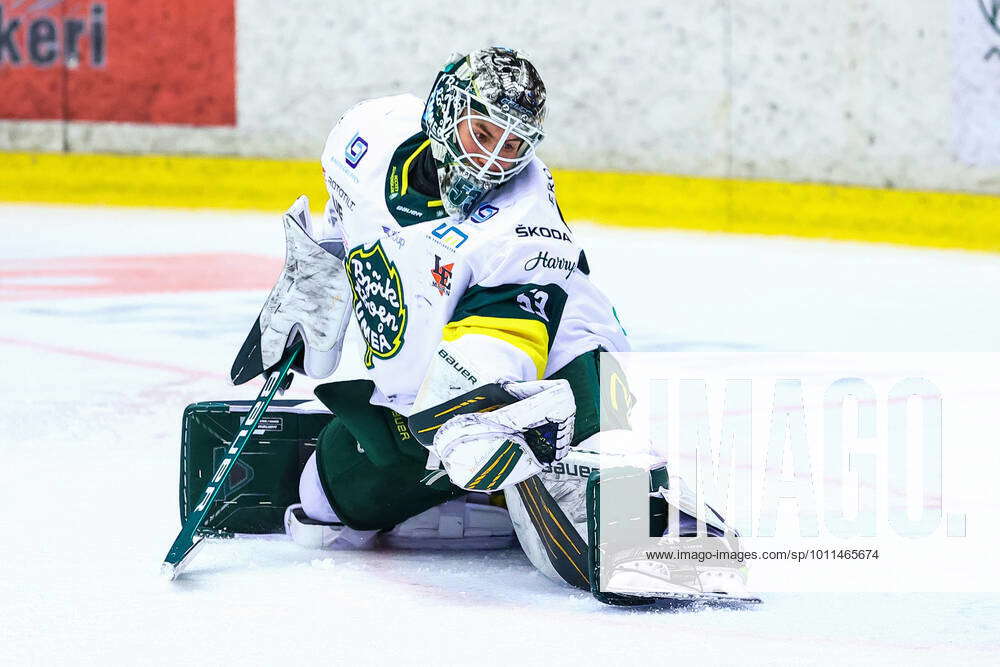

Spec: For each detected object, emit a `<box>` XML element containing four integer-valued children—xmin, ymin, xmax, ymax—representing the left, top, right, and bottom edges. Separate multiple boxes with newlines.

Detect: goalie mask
<box><xmin>422</xmin><ymin>47</ymin><xmax>547</xmax><ymax>219</ymax></box>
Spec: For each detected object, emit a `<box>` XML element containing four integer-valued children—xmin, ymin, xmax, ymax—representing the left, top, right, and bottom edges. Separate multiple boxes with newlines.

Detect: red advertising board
<box><xmin>0</xmin><ymin>0</ymin><xmax>235</xmax><ymax>126</ymax></box>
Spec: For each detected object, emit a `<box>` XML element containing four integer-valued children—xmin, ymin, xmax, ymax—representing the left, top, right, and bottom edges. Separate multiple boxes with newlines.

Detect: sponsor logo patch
<box><xmin>381</xmin><ymin>225</ymin><xmax>405</xmax><ymax>248</ymax></box>
<box><xmin>345</xmin><ymin>240</ymin><xmax>407</xmax><ymax>368</ymax></box>
<box><xmin>431</xmin><ymin>222</ymin><xmax>469</xmax><ymax>250</ymax></box>
<box><xmin>325</xmin><ymin>176</ymin><xmax>356</xmax><ymax>211</ymax></box>
<box><xmin>515</xmin><ymin>224</ymin><xmax>572</xmax><ymax>242</ymax></box>
<box><xmin>542</xmin><ymin>167</ymin><xmax>557</xmax><ymax>208</ymax></box>
<box><xmin>523</xmin><ymin>251</ymin><xmax>576</xmax><ymax>278</ymax></box>
<box><xmin>430</xmin><ymin>255</ymin><xmax>454</xmax><ymax>296</ymax></box>
<box><xmin>471</xmin><ymin>203</ymin><xmax>499</xmax><ymax>223</ymax></box>
<box><xmin>388</xmin><ymin>165</ymin><xmax>401</xmax><ymax>196</ymax></box>
<box><xmin>437</xmin><ymin>348</ymin><xmax>478</xmax><ymax>385</ymax></box>
<box><xmin>345</xmin><ymin>133</ymin><xmax>369</xmax><ymax>168</ymax></box>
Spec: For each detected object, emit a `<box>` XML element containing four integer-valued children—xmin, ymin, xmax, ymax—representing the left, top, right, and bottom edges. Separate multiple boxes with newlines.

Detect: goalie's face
<box><xmin>445</xmin><ymin>89</ymin><xmax>543</xmax><ymax>187</ymax></box>
<box><xmin>455</xmin><ymin>115</ymin><xmax>526</xmax><ymax>175</ymax></box>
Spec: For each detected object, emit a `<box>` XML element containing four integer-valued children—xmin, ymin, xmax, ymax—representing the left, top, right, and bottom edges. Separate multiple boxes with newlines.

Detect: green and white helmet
<box><xmin>421</xmin><ymin>47</ymin><xmax>547</xmax><ymax>218</ymax></box>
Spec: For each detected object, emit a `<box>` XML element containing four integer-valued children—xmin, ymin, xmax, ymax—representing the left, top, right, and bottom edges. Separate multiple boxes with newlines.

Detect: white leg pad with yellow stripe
<box><xmin>504</xmin><ymin>442</ymin><xmax>596</xmax><ymax>585</ymax></box>
<box><xmin>503</xmin><ymin>432</ymin><xmax>671</xmax><ymax>587</ymax></box>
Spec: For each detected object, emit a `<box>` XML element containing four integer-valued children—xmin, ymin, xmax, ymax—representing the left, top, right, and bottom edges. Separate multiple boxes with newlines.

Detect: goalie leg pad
<box><xmin>580</xmin><ymin>430</ymin><xmax>750</xmax><ymax>603</ymax></box>
<box><xmin>285</xmin><ymin>496</ymin><xmax>514</xmax><ymax>551</ymax></box>
<box><xmin>295</xmin><ymin>450</ymin><xmax>513</xmax><ymax>550</ymax></box>
<box><xmin>381</xmin><ymin>495</ymin><xmax>514</xmax><ymax>550</ymax></box>
<box><xmin>504</xmin><ymin>430</ymin><xmax>748</xmax><ymax>602</ymax></box>
<box><xmin>586</xmin><ymin>474</ymin><xmax>750</xmax><ymax>604</ymax></box>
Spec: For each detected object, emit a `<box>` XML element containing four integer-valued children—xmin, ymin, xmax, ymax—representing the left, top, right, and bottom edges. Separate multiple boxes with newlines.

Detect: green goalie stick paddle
<box><xmin>161</xmin><ymin>342</ymin><xmax>303</xmax><ymax>580</ymax></box>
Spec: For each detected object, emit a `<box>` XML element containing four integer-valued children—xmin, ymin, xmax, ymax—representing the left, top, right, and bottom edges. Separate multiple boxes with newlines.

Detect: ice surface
<box><xmin>1</xmin><ymin>204</ymin><xmax>998</xmax><ymax>665</ymax></box>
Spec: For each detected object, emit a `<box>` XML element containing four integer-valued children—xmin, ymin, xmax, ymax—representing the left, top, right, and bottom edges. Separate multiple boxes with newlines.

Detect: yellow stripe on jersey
<box><xmin>442</xmin><ymin>315</ymin><xmax>549</xmax><ymax>379</ymax></box>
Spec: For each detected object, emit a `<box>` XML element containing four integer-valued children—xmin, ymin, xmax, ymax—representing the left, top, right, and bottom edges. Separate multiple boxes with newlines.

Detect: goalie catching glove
<box><xmin>414</xmin><ymin>379</ymin><xmax>576</xmax><ymax>492</ymax></box>
<box><xmin>231</xmin><ymin>196</ymin><xmax>352</xmax><ymax>384</ymax></box>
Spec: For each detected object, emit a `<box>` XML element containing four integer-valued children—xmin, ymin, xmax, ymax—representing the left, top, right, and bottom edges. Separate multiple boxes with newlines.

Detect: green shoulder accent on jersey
<box><xmin>345</xmin><ymin>240</ymin><xmax>408</xmax><ymax>369</ymax></box>
<box><xmin>384</xmin><ymin>131</ymin><xmax>448</xmax><ymax>227</ymax></box>
<box><xmin>450</xmin><ymin>283</ymin><xmax>569</xmax><ymax>349</ymax></box>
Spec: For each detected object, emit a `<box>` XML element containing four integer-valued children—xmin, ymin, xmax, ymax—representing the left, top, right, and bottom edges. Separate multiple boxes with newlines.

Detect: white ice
<box><xmin>1</xmin><ymin>204</ymin><xmax>998</xmax><ymax>665</ymax></box>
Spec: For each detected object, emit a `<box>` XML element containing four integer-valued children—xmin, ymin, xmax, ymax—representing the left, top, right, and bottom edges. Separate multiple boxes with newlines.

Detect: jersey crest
<box><xmin>345</xmin><ymin>241</ymin><xmax>408</xmax><ymax>368</ymax></box>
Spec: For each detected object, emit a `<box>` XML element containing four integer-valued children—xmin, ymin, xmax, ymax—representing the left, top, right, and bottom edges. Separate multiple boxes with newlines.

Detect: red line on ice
<box><xmin>0</xmin><ymin>336</ymin><xmax>221</xmax><ymax>379</ymax></box>
<box><xmin>0</xmin><ymin>253</ymin><xmax>282</xmax><ymax>301</ymax></box>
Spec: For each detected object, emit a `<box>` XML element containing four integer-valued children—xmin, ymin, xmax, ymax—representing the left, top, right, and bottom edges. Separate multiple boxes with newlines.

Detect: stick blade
<box><xmin>161</xmin><ymin>537</ymin><xmax>205</xmax><ymax>581</ymax></box>
<box><xmin>160</xmin><ymin>561</ymin><xmax>179</xmax><ymax>581</ymax></box>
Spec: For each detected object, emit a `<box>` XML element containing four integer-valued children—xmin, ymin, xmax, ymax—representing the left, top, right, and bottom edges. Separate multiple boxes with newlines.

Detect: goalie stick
<box><xmin>161</xmin><ymin>342</ymin><xmax>303</xmax><ymax>580</ymax></box>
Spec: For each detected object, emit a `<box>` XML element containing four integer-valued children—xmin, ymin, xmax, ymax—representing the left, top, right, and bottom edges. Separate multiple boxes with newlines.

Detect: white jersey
<box><xmin>319</xmin><ymin>94</ymin><xmax>628</xmax><ymax>414</ymax></box>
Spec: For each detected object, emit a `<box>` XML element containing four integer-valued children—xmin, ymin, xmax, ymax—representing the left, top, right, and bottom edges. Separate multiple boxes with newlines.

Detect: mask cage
<box><xmin>440</xmin><ymin>87</ymin><xmax>545</xmax><ymax>187</ymax></box>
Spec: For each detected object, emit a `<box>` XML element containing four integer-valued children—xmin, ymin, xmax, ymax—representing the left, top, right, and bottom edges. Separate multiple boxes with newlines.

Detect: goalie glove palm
<box><xmin>432</xmin><ymin>379</ymin><xmax>575</xmax><ymax>492</ymax></box>
<box><xmin>231</xmin><ymin>196</ymin><xmax>352</xmax><ymax>384</ymax></box>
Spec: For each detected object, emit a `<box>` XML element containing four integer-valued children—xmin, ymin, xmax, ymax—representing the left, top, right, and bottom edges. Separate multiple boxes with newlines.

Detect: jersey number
<box><xmin>517</xmin><ymin>289</ymin><xmax>549</xmax><ymax>321</ymax></box>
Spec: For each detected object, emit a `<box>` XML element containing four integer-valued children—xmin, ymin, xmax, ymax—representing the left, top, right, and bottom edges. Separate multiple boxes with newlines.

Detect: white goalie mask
<box><xmin>422</xmin><ymin>47</ymin><xmax>547</xmax><ymax>218</ymax></box>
